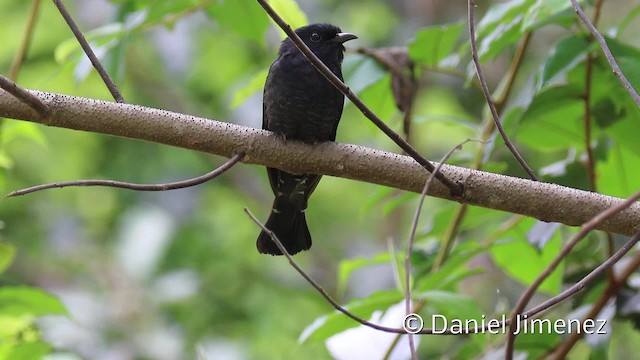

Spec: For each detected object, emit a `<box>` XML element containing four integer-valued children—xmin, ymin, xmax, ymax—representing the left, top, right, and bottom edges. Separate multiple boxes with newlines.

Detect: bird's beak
<box><xmin>334</xmin><ymin>32</ymin><xmax>358</xmax><ymax>44</ymax></box>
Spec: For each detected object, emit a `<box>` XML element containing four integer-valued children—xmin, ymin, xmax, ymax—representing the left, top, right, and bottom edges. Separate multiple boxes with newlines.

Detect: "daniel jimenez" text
<box><xmin>404</xmin><ymin>314</ymin><xmax>608</xmax><ymax>335</ymax></box>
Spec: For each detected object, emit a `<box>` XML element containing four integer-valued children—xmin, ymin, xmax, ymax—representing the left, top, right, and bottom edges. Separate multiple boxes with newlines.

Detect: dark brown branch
<box><xmin>52</xmin><ymin>0</ymin><xmax>125</xmax><ymax>103</ymax></box>
<box><xmin>0</xmin><ymin>74</ymin><xmax>49</xmax><ymax>118</ymax></box>
<box><xmin>255</xmin><ymin>0</ymin><xmax>463</xmax><ymax>196</ymax></box>
<box><xmin>4</xmin><ymin>153</ymin><xmax>244</xmax><ymax>198</ymax></box>
<box><xmin>467</xmin><ymin>0</ymin><xmax>538</xmax><ymax>181</ymax></box>
<box><xmin>2</xmin><ymin>89</ymin><xmax>640</xmax><ymax>237</ymax></box>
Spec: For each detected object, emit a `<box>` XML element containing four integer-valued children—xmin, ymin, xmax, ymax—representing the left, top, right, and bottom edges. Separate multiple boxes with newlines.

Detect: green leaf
<box><xmin>1</xmin><ymin>121</ymin><xmax>48</xmax><ymax>148</ymax></box>
<box><xmin>231</xmin><ymin>68</ymin><xmax>268</xmax><ymax>108</ymax></box>
<box><xmin>614</xmin><ymin>4</ymin><xmax>640</xmax><ymax>38</ymax></box>
<box><xmin>337</xmin><ymin>253</ymin><xmax>392</xmax><ymax>297</ymax></box>
<box><xmin>414</xmin><ymin>290</ymin><xmax>482</xmax><ymax>322</ymax></box>
<box><xmin>342</xmin><ymin>54</ymin><xmax>386</xmax><ymax>94</ymax></box>
<box><xmin>516</xmin><ymin>86</ymin><xmax>584</xmax><ymax>152</ymax></box>
<box><xmin>471</xmin><ymin>0</ymin><xmax>535</xmax><ymax>60</ymax></box>
<box><xmin>521</xmin><ymin>0</ymin><xmax>575</xmax><ymax>31</ymax></box>
<box><xmin>0</xmin><ymin>150</ymin><xmax>14</xmax><ymax>170</ymax></box>
<box><xmin>605</xmin><ymin>36</ymin><xmax>640</xmax><ymax>91</ymax></box>
<box><xmin>490</xmin><ymin>219</ymin><xmax>564</xmax><ymax>295</ymax></box>
<box><xmin>53</xmin><ymin>12</ymin><xmax>145</xmax><ymax>84</ymax></box>
<box><xmin>0</xmin><ymin>287</ymin><xmax>67</xmax><ymax>317</ymax></box>
<box><xmin>207</xmin><ymin>0</ymin><xmax>270</xmax><ymax>45</ymax></box>
<box><xmin>0</xmin><ymin>342</ymin><xmax>51</xmax><ymax>360</ymax></box>
<box><xmin>407</xmin><ymin>22</ymin><xmax>465</xmax><ymax>67</ymax></box>
<box><xmin>54</xmin><ymin>23</ymin><xmax>127</xmax><ymax>64</ymax></box>
<box><xmin>357</xmin><ymin>74</ymin><xmax>397</xmax><ymax>124</ymax></box>
<box><xmin>0</xmin><ymin>243</ymin><xmax>16</xmax><ymax>276</ymax></box>
<box><xmin>597</xmin><ymin>138</ymin><xmax>640</xmax><ymax>197</ymax></box>
<box><xmin>268</xmin><ymin>0</ymin><xmax>308</xmax><ymax>35</ymax></box>
<box><xmin>478</xmin><ymin>15</ymin><xmax>525</xmax><ymax>61</ymax></box>
<box><xmin>538</xmin><ymin>35</ymin><xmax>590</xmax><ymax>88</ymax></box>
<box><xmin>415</xmin><ymin>241</ymin><xmax>489</xmax><ymax>292</ymax></box>
<box><xmin>299</xmin><ymin>289</ymin><xmax>403</xmax><ymax>343</ymax></box>
<box><xmin>476</xmin><ymin>0</ymin><xmax>533</xmax><ymax>37</ymax></box>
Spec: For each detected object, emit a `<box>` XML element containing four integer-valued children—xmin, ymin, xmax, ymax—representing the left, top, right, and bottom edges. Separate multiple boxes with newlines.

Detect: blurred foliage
<box><xmin>2</xmin><ymin>0</ymin><xmax>640</xmax><ymax>359</ymax></box>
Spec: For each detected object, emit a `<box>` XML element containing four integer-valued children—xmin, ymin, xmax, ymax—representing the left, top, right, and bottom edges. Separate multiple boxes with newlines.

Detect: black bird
<box><xmin>257</xmin><ymin>23</ymin><xmax>357</xmax><ymax>255</ymax></box>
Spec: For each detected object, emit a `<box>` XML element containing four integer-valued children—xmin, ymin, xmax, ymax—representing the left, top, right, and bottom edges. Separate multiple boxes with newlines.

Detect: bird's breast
<box><xmin>263</xmin><ymin>59</ymin><xmax>345</xmax><ymax>142</ymax></box>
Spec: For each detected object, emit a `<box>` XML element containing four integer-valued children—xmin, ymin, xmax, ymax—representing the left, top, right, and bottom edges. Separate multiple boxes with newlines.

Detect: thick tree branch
<box><xmin>1</xmin><ymin>88</ymin><xmax>639</xmax><ymax>235</ymax></box>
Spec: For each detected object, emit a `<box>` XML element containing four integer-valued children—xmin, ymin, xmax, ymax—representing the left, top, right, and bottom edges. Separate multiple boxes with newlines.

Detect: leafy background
<box><xmin>1</xmin><ymin>0</ymin><xmax>640</xmax><ymax>359</ymax></box>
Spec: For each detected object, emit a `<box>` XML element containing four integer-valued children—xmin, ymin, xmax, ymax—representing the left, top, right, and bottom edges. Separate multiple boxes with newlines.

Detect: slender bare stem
<box><xmin>467</xmin><ymin>0</ymin><xmax>538</xmax><ymax>181</ymax></box>
<box><xmin>505</xmin><ymin>190</ymin><xmax>640</xmax><ymax>359</ymax></box>
<box><xmin>570</xmin><ymin>0</ymin><xmax>640</xmax><ymax>107</ymax></box>
<box><xmin>5</xmin><ymin>153</ymin><xmax>244</xmax><ymax>198</ymax></box>
<box><xmin>8</xmin><ymin>0</ymin><xmax>42</xmax><ymax>80</ymax></box>
<box><xmin>52</xmin><ymin>0</ymin><xmax>125</xmax><ymax>103</ymax></box>
<box><xmin>0</xmin><ymin>74</ymin><xmax>49</xmax><ymax>118</ymax></box>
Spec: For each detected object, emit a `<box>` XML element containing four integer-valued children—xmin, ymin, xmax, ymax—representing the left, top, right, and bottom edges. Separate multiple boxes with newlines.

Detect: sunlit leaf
<box><xmin>0</xmin><ymin>342</ymin><xmax>51</xmax><ymax>360</ymax></box>
<box><xmin>0</xmin><ymin>287</ymin><xmax>67</xmax><ymax>317</ymax></box>
<box><xmin>476</xmin><ymin>0</ymin><xmax>533</xmax><ymax>37</ymax></box>
<box><xmin>0</xmin><ymin>242</ymin><xmax>16</xmax><ymax>276</ymax></box>
<box><xmin>268</xmin><ymin>0</ymin><xmax>308</xmax><ymax>34</ymax></box>
<box><xmin>0</xmin><ymin>122</ymin><xmax>47</xmax><ymax>148</ymax></box>
<box><xmin>54</xmin><ymin>24</ymin><xmax>126</xmax><ymax>64</ymax></box>
<box><xmin>478</xmin><ymin>15</ymin><xmax>524</xmax><ymax>60</ymax></box>
<box><xmin>521</xmin><ymin>0</ymin><xmax>575</xmax><ymax>31</ymax></box>
<box><xmin>471</xmin><ymin>0</ymin><xmax>535</xmax><ymax>60</ymax></box>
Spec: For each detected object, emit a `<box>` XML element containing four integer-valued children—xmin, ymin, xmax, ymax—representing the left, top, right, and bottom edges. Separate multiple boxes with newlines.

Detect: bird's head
<box><xmin>280</xmin><ymin>23</ymin><xmax>357</xmax><ymax>64</ymax></box>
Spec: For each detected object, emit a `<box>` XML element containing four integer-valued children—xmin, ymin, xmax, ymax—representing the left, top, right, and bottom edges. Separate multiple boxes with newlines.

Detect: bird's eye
<box><xmin>310</xmin><ymin>32</ymin><xmax>321</xmax><ymax>42</ymax></box>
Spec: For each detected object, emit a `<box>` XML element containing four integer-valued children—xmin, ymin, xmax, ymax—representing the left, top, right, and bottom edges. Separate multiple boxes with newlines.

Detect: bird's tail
<box><xmin>256</xmin><ymin>197</ymin><xmax>312</xmax><ymax>256</ymax></box>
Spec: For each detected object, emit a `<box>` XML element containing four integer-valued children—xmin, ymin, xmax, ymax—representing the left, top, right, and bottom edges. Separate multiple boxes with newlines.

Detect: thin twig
<box><xmin>403</xmin><ymin>139</ymin><xmax>476</xmax><ymax>359</ymax></box>
<box><xmin>52</xmin><ymin>0</ymin><xmax>125</xmax><ymax>103</ymax></box>
<box><xmin>8</xmin><ymin>0</ymin><xmax>42</xmax><ymax>80</ymax></box>
<box><xmin>551</xmin><ymin>249</ymin><xmax>640</xmax><ymax>359</ymax></box>
<box><xmin>467</xmin><ymin>0</ymin><xmax>538</xmax><ymax>181</ymax></box>
<box><xmin>244</xmin><ymin>208</ymin><xmax>406</xmax><ymax>334</ymax></box>
<box><xmin>0</xmin><ymin>74</ymin><xmax>49</xmax><ymax>118</ymax></box>
<box><xmin>433</xmin><ymin>33</ymin><xmax>533</xmax><ymax>272</ymax></box>
<box><xmin>570</xmin><ymin>0</ymin><xmax>640</xmax><ymax>107</ymax></box>
<box><xmin>505</xmin><ymin>189</ymin><xmax>640</xmax><ymax>359</ymax></box>
<box><xmin>239</xmin><ymin>210</ymin><xmax>638</xmax><ymax>338</ymax></box>
<box><xmin>4</xmin><ymin>153</ymin><xmax>245</xmax><ymax>198</ymax></box>
<box><xmin>527</xmin><ymin>232</ymin><xmax>640</xmax><ymax>327</ymax></box>
<box><xmin>255</xmin><ymin>0</ymin><xmax>463</xmax><ymax>196</ymax></box>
